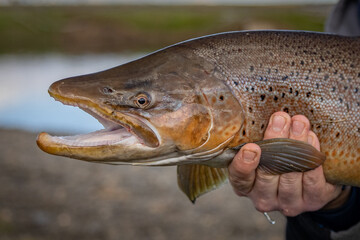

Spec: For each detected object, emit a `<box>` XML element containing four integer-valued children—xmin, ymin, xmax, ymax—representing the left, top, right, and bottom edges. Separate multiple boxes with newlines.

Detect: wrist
<box><xmin>321</xmin><ymin>186</ymin><xmax>351</xmax><ymax>211</ymax></box>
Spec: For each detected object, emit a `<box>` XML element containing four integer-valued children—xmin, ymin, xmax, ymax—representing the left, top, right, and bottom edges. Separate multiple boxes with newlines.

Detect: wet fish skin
<box><xmin>193</xmin><ymin>31</ymin><xmax>359</xmax><ymax>186</ymax></box>
<box><xmin>37</xmin><ymin>31</ymin><xmax>360</xmax><ymax>201</ymax></box>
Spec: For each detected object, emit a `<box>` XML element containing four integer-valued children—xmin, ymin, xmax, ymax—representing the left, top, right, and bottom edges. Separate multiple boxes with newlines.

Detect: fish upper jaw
<box><xmin>36</xmin><ymin>82</ymin><xmax>168</xmax><ymax>162</ymax></box>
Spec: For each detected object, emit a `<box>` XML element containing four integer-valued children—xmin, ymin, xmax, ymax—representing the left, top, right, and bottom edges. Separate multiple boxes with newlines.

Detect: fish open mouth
<box><xmin>37</xmin><ymin>91</ymin><xmax>160</xmax><ymax>157</ymax></box>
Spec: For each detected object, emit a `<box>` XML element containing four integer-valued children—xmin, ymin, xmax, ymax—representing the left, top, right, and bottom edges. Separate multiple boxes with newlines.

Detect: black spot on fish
<box><xmin>310</xmin><ymin>109</ymin><xmax>314</xmax><ymax>114</ymax></box>
<box><xmin>329</xmin><ymin>63</ymin><xmax>333</xmax><ymax>67</ymax></box>
<box><xmin>281</xmin><ymin>93</ymin><xmax>285</xmax><ymax>98</ymax></box>
<box><xmin>219</xmin><ymin>95</ymin><xmax>224</xmax><ymax>101</ymax></box>
<box><xmin>250</xmin><ymin>66</ymin><xmax>254</xmax><ymax>72</ymax></box>
<box><xmin>344</xmin><ymin>86</ymin><xmax>348</xmax><ymax>90</ymax></box>
<box><xmin>324</xmin><ymin>75</ymin><xmax>329</xmax><ymax>81</ymax></box>
<box><xmin>295</xmin><ymin>90</ymin><xmax>299</xmax><ymax>96</ymax></box>
<box><xmin>269</xmin><ymin>86</ymin><xmax>273</xmax><ymax>92</ymax></box>
<box><xmin>251</xmin><ymin>87</ymin><xmax>255</xmax><ymax>92</ymax></box>
<box><xmin>336</xmin><ymin>132</ymin><xmax>340</xmax><ymax>138</ymax></box>
<box><xmin>318</xmin><ymin>68</ymin><xmax>322</xmax><ymax>73</ymax></box>
<box><xmin>282</xmin><ymin>76</ymin><xmax>288</xmax><ymax>81</ymax></box>
<box><xmin>249</xmin><ymin>107</ymin><xmax>253</xmax><ymax>113</ymax></box>
<box><xmin>252</xmin><ymin>120</ymin><xmax>255</xmax><ymax>125</ymax></box>
<box><xmin>242</xmin><ymin>130</ymin><xmax>246</xmax><ymax>136</ymax></box>
<box><xmin>275</xmin><ymin>69</ymin><xmax>278</xmax><ymax>73</ymax></box>
<box><xmin>260</xmin><ymin>95</ymin><xmax>266</xmax><ymax>101</ymax></box>
<box><xmin>261</xmin><ymin>124</ymin><xmax>265</xmax><ymax>130</ymax></box>
<box><xmin>339</xmin><ymin>98</ymin><xmax>343</xmax><ymax>103</ymax></box>
<box><xmin>320</xmin><ymin>56</ymin><xmax>325</xmax><ymax>62</ymax></box>
<box><xmin>340</xmin><ymin>74</ymin><xmax>345</xmax><ymax>80</ymax></box>
<box><xmin>291</xmin><ymin>61</ymin><xmax>295</xmax><ymax>66</ymax></box>
<box><xmin>355</xmin><ymin>88</ymin><xmax>359</xmax><ymax>93</ymax></box>
<box><xmin>289</xmin><ymin>88</ymin><xmax>293</xmax><ymax>93</ymax></box>
<box><xmin>350</xmin><ymin>64</ymin><xmax>355</xmax><ymax>68</ymax></box>
<box><xmin>332</xmin><ymin>87</ymin><xmax>336</xmax><ymax>92</ymax></box>
<box><xmin>320</xmin><ymin>97</ymin><xmax>324</xmax><ymax>102</ymax></box>
<box><xmin>316</xmin><ymin>83</ymin><xmax>320</xmax><ymax>89</ymax></box>
<box><xmin>283</xmin><ymin>107</ymin><xmax>289</xmax><ymax>113</ymax></box>
<box><xmin>334</xmin><ymin>70</ymin><xmax>338</xmax><ymax>75</ymax></box>
<box><xmin>233</xmin><ymin>81</ymin><xmax>238</xmax><ymax>86</ymax></box>
<box><xmin>300</xmin><ymin>60</ymin><xmax>304</xmax><ymax>65</ymax></box>
<box><xmin>306</xmin><ymin>92</ymin><xmax>311</xmax><ymax>98</ymax></box>
<box><xmin>274</xmin><ymin>96</ymin><xmax>278</xmax><ymax>101</ymax></box>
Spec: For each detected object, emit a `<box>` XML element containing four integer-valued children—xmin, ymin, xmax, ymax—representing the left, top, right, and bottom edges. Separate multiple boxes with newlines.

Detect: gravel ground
<box><xmin>0</xmin><ymin>128</ymin><xmax>285</xmax><ymax>240</ymax></box>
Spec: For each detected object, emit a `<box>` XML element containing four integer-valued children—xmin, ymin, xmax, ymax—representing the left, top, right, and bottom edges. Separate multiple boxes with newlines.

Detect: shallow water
<box><xmin>0</xmin><ymin>53</ymin><xmax>142</xmax><ymax>133</ymax></box>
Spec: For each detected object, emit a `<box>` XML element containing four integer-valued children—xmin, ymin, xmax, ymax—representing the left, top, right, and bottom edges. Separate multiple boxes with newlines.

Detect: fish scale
<box><xmin>192</xmin><ymin>31</ymin><xmax>360</xmax><ymax>186</ymax></box>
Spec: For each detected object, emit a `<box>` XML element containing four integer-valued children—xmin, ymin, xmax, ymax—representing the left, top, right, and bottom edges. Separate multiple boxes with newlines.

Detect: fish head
<box><xmin>37</xmin><ymin>45</ymin><xmax>245</xmax><ymax>165</ymax></box>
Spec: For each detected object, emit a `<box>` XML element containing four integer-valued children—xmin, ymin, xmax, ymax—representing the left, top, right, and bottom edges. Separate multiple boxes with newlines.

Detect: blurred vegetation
<box><xmin>0</xmin><ymin>5</ymin><xmax>332</xmax><ymax>54</ymax></box>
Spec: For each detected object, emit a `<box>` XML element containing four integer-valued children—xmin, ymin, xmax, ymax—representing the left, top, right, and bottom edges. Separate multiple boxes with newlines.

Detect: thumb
<box><xmin>228</xmin><ymin>143</ymin><xmax>261</xmax><ymax>195</ymax></box>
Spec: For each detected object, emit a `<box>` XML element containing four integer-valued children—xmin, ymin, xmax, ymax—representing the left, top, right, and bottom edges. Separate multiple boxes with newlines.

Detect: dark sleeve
<box><xmin>286</xmin><ymin>187</ymin><xmax>360</xmax><ymax>240</ymax></box>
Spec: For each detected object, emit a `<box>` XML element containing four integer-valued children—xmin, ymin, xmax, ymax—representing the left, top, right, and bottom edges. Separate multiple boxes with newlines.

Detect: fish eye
<box><xmin>134</xmin><ymin>93</ymin><xmax>151</xmax><ymax>108</ymax></box>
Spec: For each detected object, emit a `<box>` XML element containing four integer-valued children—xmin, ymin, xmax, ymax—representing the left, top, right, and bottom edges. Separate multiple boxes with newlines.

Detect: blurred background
<box><xmin>0</xmin><ymin>1</ymin><xmax>336</xmax><ymax>239</ymax></box>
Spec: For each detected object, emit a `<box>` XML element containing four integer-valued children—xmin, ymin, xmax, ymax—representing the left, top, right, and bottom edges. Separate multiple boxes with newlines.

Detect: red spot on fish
<box><xmin>350</xmin><ymin>160</ymin><xmax>354</xmax><ymax>165</ymax></box>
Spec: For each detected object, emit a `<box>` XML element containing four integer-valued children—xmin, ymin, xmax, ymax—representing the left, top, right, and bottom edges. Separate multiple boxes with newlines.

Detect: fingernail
<box><xmin>272</xmin><ymin>115</ymin><xmax>286</xmax><ymax>132</ymax></box>
<box><xmin>292</xmin><ymin>120</ymin><xmax>305</xmax><ymax>136</ymax></box>
<box><xmin>243</xmin><ymin>150</ymin><xmax>256</xmax><ymax>163</ymax></box>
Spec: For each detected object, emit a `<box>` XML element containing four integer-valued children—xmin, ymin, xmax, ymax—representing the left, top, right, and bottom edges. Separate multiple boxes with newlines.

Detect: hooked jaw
<box><xmin>36</xmin><ymin>79</ymin><xmax>163</xmax><ymax>163</ymax></box>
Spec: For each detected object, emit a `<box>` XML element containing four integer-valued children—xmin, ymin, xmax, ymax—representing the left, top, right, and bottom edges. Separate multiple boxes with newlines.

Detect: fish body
<box><xmin>37</xmin><ymin>31</ymin><xmax>360</xmax><ymax>201</ymax></box>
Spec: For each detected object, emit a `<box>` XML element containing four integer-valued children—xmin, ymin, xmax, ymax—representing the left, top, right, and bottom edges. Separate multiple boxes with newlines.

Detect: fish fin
<box><xmin>255</xmin><ymin>138</ymin><xmax>326</xmax><ymax>174</ymax></box>
<box><xmin>177</xmin><ymin>164</ymin><xmax>228</xmax><ymax>203</ymax></box>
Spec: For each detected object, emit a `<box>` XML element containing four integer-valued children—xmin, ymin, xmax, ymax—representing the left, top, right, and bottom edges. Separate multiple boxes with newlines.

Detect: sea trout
<box><xmin>37</xmin><ymin>31</ymin><xmax>360</xmax><ymax>202</ymax></box>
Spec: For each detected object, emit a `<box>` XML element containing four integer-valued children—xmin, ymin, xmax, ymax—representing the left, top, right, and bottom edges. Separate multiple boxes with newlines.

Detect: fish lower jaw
<box><xmin>40</xmin><ymin>127</ymin><xmax>140</xmax><ymax>148</ymax></box>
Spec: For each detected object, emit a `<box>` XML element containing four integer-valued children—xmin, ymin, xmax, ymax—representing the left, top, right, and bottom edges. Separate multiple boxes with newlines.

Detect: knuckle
<box><xmin>281</xmin><ymin>208</ymin><xmax>302</xmax><ymax>217</ymax></box>
<box><xmin>254</xmin><ymin>198</ymin><xmax>275</xmax><ymax>212</ymax></box>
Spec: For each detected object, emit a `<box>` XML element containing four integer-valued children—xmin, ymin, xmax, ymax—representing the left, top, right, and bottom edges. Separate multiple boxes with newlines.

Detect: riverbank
<box><xmin>0</xmin><ymin>5</ymin><xmax>331</xmax><ymax>54</ymax></box>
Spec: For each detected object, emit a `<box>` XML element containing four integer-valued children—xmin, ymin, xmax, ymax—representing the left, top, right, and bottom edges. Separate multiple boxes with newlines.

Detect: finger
<box><xmin>302</xmin><ymin>165</ymin><xmax>341</xmax><ymax>211</ymax></box>
<box><xmin>289</xmin><ymin>115</ymin><xmax>310</xmax><ymax>142</ymax></box>
<box><xmin>228</xmin><ymin>143</ymin><xmax>261</xmax><ymax>195</ymax></box>
<box><xmin>307</xmin><ymin>131</ymin><xmax>320</xmax><ymax>151</ymax></box>
<box><xmin>264</xmin><ymin>112</ymin><xmax>291</xmax><ymax>140</ymax></box>
<box><xmin>249</xmin><ymin>170</ymin><xmax>280</xmax><ymax>212</ymax></box>
<box><xmin>278</xmin><ymin>172</ymin><xmax>303</xmax><ymax>216</ymax></box>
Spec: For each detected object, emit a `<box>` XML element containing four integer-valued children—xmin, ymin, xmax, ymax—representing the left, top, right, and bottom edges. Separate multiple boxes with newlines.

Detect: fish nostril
<box><xmin>103</xmin><ymin>87</ymin><xmax>114</xmax><ymax>94</ymax></box>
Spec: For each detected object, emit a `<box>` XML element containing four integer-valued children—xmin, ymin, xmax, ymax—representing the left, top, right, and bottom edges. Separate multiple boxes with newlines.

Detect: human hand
<box><xmin>228</xmin><ymin>112</ymin><xmax>349</xmax><ymax>216</ymax></box>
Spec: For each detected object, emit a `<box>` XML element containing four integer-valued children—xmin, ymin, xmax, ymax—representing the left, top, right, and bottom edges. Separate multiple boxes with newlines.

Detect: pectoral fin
<box><xmin>255</xmin><ymin>138</ymin><xmax>326</xmax><ymax>174</ymax></box>
<box><xmin>177</xmin><ymin>164</ymin><xmax>228</xmax><ymax>203</ymax></box>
